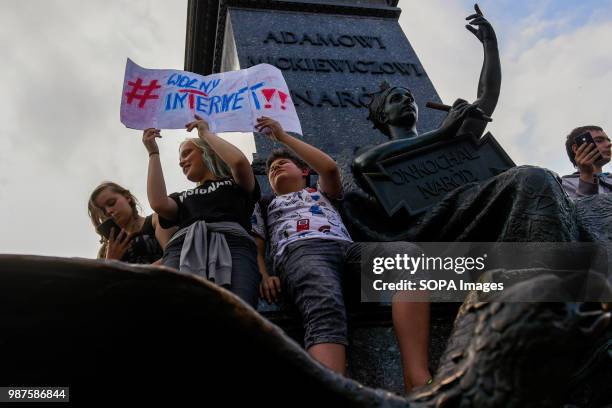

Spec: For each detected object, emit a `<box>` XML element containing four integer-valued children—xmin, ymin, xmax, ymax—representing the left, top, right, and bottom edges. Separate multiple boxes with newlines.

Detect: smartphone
<box><xmin>96</xmin><ymin>218</ymin><xmax>121</xmax><ymax>239</ymax></box>
<box><xmin>575</xmin><ymin>131</ymin><xmax>597</xmax><ymax>147</ymax></box>
<box><xmin>575</xmin><ymin>131</ymin><xmax>604</xmax><ymax>163</ymax></box>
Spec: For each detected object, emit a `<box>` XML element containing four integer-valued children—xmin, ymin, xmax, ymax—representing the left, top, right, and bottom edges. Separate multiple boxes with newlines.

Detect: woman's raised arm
<box><xmin>142</xmin><ymin>128</ymin><xmax>178</xmax><ymax>220</ymax></box>
<box><xmin>186</xmin><ymin>115</ymin><xmax>256</xmax><ymax>192</ymax></box>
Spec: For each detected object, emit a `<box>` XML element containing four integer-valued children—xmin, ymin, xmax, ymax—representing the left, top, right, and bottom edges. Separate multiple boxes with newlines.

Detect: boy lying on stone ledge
<box><xmin>250</xmin><ymin>116</ymin><xmax>430</xmax><ymax>392</ymax></box>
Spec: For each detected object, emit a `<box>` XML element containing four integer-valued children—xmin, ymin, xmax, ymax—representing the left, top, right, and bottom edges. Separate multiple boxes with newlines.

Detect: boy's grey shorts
<box><xmin>276</xmin><ymin>239</ymin><xmax>420</xmax><ymax>349</ymax></box>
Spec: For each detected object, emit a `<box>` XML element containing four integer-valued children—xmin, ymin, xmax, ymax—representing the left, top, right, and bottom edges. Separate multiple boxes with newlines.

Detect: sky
<box><xmin>0</xmin><ymin>0</ymin><xmax>611</xmax><ymax>258</ymax></box>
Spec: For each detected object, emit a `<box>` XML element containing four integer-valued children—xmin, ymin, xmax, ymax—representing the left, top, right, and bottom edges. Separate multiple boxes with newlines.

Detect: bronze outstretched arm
<box><xmin>458</xmin><ymin>4</ymin><xmax>501</xmax><ymax>138</ymax></box>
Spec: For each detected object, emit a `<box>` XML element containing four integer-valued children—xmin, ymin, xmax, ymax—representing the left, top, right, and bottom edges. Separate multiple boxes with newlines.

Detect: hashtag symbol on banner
<box><xmin>125</xmin><ymin>78</ymin><xmax>161</xmax><ymax>108</ymax></box>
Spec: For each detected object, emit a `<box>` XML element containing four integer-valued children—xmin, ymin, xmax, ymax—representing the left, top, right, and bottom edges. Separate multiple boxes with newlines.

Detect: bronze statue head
<box><xmin>367</xmin><ymin>81</ymin><xmax>418</xmax><ymax>138</ymax></box>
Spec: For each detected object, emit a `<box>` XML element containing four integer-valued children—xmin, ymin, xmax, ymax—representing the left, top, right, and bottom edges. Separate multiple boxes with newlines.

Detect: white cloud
<box><xmin>398</xmin><ymin>0</ymin><xmax>612</xmax><ymax>177</ymax></box>
<box><xmin>0</xmin><ymin>0</ymin><xmax>190</xmax><ymax>257</ymax></box>
<box><xmin>496</xmin><ymin>20</ymin><xmax>612</xmax><ymax>173</ymax></box>
<box><xmin>1</xmin><ymin>1</ymin><xmax>611</xmax><ymax>257</ymax></box>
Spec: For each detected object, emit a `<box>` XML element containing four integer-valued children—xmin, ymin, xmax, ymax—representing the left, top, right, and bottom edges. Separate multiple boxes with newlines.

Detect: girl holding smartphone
<box><xmin>88</xmin><ymin>182</ymin><xmax>175</xmax><ymax>264</ymax></box>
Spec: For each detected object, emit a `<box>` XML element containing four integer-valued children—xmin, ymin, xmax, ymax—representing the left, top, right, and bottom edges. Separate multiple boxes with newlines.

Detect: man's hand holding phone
<box><xmin>574</xmin><ymin>132</ymin><xmax>603</xmax><ymax>183</ymax></box>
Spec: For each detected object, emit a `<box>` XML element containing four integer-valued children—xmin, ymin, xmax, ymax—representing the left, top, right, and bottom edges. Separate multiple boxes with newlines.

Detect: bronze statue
<box><xmin>352</xmin><ymin>4</ymin><xmax>501</xmax><ymax>196</ymax></box>
<box><xmin>0</xmin><ymin>254</ymin><xmax>609</xmax><ymax>406</ymax></box>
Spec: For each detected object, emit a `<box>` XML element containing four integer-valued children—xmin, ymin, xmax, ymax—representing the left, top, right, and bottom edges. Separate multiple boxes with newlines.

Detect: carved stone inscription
<box><xmin>228</xmin><ymin>8</ymin><xmax>446</xmax><ymax>156</ymax></box>
<box><xmin>263</xmin><ymin>31</ymin><xmax>388</xmax><ymax>48</ymax></box>
<box><xmin>247</xmin><ymin>56</ymin><xmax>423</xmax><ymax>76</ymax></box>
<box><xmin>245</xmin><ymin>31</ymin><xmax>426</xmax><ymax>110</ymax></box>
<box><xmin>363</xmin><ymin>134</ymin><xmax>516</xmax><ymax>217</ymax></box>
<box><xmin>389</xmin><ymin>147</ymin><xmax>481</xmax><ymax>197</ymax></box>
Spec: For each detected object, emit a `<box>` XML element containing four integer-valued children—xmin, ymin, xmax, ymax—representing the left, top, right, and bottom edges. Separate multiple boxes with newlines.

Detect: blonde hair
<box><xmin>88</xmin><ymin>181</ymin><xmax>141</xmax><ymax>258</ymax></box>
<box><xmin>180</xmin><ymin>137</ymin><xmax>232</xmax><ymax>184</ymax></box>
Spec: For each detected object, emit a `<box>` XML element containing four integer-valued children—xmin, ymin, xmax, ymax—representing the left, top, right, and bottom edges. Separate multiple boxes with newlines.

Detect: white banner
<box><xmin>120</xmin><ymin>58</ymin><xmax>302</xmax><ymax>134</ymax></box>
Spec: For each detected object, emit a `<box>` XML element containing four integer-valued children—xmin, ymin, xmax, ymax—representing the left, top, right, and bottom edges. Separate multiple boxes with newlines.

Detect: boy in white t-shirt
<box><xmin>251</xmin><ymin>116</ymin><xmax>431</xmax><ymax>392</ymax></box>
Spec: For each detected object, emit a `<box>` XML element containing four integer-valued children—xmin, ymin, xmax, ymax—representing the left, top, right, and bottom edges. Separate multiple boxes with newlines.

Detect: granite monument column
<box><xmin>185</xmin><ymin>0</ymin><xmax>446</xmax><ymax>162</ymax></box>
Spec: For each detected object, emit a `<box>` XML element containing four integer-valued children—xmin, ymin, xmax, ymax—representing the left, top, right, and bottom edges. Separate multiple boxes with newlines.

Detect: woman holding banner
<box><xmin>143</xmin><ymin>115</ymin><xmax>261</xmax><ymax>308</ymax></box>
<box><xmin>88</xmin><ymin>182</ymin><xmax>175</xmax><ymax>264</ymax></box>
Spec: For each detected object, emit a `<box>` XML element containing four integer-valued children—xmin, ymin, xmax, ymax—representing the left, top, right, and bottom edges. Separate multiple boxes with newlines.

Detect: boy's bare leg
<box><xmin>392</xmin><ymin>295</ymin><xmax>431</xmax><ymax>393</ymax></box>
<box><xmin>308</xmin><ymin>343</ymin><xmax>346</xmax><ymax>375</ymax></box>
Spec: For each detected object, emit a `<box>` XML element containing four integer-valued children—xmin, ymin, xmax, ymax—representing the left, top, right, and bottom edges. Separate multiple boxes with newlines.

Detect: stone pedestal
<box><xmin>185</xmin><ymin>0</ymin><xmax>453</xmax><ymax>392</ymax></box>
<box><xmin>186</xmin><ymin>0</ymin><xmax>446</xmax><ymax>160</ymax></box>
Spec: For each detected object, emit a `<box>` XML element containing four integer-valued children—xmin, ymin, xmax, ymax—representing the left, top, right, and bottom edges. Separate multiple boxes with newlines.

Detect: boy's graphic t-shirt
<box><xmin>159</xmin><ymin>178</ymin><xmax>260</xmax><ymax>232</ymax></box>
<box><xmin>251</xmin><ymin>187</ymin><xmax>352</xmax><ymax>260</ymax></box>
